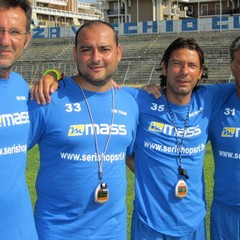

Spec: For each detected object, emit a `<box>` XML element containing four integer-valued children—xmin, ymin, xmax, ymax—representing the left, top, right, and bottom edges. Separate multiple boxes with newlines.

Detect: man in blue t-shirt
<box><xmin>28</xmin><ymin>20</ymin><xmax>139</xmax><ymax>240</ymax></box>
<box><xmin>209</xmin><ymin>36</ymin><xmax>240</xmax><ymax>240</ymax></box>
<box><xmin>125</xmin><ymin>38</ymin><xmax>234</xmax><ymax>240</ymax></box>
<box><xmin>0</xmin><ymin>1</ymin><xmax>38</xmax><ymax>239</ymax></box>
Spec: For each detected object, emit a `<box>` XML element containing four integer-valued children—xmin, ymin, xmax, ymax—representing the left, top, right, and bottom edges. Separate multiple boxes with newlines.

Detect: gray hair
<box><xmin>0</xmin><ymin>0</ymin><xmax>32</xmax><ymax>32</ymax></box>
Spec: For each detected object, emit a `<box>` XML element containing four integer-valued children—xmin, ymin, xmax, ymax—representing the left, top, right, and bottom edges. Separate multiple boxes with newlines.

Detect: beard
<box><xmin>78</xmin><ymin>70</ymin><xmax>113</xmax><ymax>87</ymax></box>
<box><xmin>82</xmin><ymin>76</ymin><xmax>109</xmax><ymax>86</ymax></box>
<box><xmin>0</xmin><ymin>57</ymin><xmax>14</xmax><ymax>70</ymax></box>
<box><xmin>0</xmin><ymin>64</ymin><xmax>12</xmax><ymax>70</ymax></box>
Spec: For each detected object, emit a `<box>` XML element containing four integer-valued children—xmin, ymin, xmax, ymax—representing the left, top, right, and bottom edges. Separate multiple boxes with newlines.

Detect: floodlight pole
<box><xmin>137</xmin><ymin>0</ymin><xmax>139</xmax><ymax>22</ymax></box>
<box><xmin>118</xmin><ymin>0</ymin><xmax>120</xmax><ymax>24</ymax></box>
<box><xmin>220</xmin><ymin>0</ymin><xmax>222</xmax><ymax>32</ymax></box>
<box><xmin>198</xmin><ymin>0</ymin><xmax>200</xmax><ymax>33</ymax></box>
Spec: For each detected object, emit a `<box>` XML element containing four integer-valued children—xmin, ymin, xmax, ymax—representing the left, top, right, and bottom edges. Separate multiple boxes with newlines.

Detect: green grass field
<box><xmin>26</xmin><ymin>143</ymin><xmax>214</xmax><ymax>240</ymax></box>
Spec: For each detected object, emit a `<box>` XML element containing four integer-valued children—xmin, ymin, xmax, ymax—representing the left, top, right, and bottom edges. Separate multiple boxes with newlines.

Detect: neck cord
<box><xmin>164</xmin><ymin>92</ymin><xmax>190</xmax><ymax>172</ymax></box>
<box><xmin>78</xmin><ymin>84</ymin><xmax>115</xmax><ymax>181</ymax></box>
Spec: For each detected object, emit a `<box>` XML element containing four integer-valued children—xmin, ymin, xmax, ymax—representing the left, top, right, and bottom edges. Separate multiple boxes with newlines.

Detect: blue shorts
<box><xmin>210</xmin><ymin>200</ymin><xmax>240</xmax><ymax>240</ymax></box>
<box><xmin>131</xmin><ymin>210</ymin><xmax>206</xmax><ymax>240</ymax></box>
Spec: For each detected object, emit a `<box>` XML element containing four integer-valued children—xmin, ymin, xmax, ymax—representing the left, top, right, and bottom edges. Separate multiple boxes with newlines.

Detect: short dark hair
<box><xmin>0</xmin><ymin>0</ymin><xmax>32</xmax><ymax>32</ymax></box>
<box><xmin>158</xmin><ymin>37</ymin><xmax>208</xmax><ymax>89</ymax></box>
<box><xmin>74</xmin><ymin>20</ymin><xmax>118</xmax><ymax>47</ymax></box>
<box><xmin>230</xmin><ymin>36</ymin><xmax>240</xmax><ymax>62</ymax></box>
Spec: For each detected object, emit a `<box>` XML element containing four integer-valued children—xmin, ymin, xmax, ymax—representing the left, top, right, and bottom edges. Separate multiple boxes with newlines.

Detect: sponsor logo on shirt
<box><xmin>68</xmin><ymin>124</ymin><xmax>127</xmax><ymax>136</ymax></box>
<box><xmin>221</xmin><ymin>127</ymin><xmax>240</xmax><ymax>137</ymax></box>
<box><xmin>60</xmin><ymin>151</ymin><xmax>125</xmax><ymax>162</ymax></box>
<box><xmin>218</xmin><ymin>150</ymin><xmax>240</xmax><ymax>159</ymax></box>
<box><xmin>148</xmin><ymin>122</ymin><xmax>164</xmax><ymax>132</ymax></box>
<box><xmin>0</xmin><ymin>111</ymin><xmax>29</xmax><ymax>127</ymax></box>
<box><xmin>148</xmin><ymin>121</ymin><xmax>201</xmax><ymax>137</ymax></box>
<box><xmin>0</xmin><ymin>144</ymin><xmax>27</xmax><ymax>156</ymax></box>
<box><xmin>113</xmin><ymin>109</ymin><xmax>127</xmax><ymax>116</ymax></box>
<box><xmin>189</xmin><ymin>107</ymin><xmax>203</xmax><ymax>117</ymax></box>
<box><xmin>16</xmin><ymin>96</ymin><xmax>27</xmax><ymax>101</ymax></box>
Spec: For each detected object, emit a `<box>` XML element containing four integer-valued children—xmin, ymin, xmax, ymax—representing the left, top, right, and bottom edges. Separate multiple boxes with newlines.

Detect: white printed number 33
<box><xmin>65</xmin><ymin>103</ymin><xmax>81</xmax><ymax>112</ymax></box>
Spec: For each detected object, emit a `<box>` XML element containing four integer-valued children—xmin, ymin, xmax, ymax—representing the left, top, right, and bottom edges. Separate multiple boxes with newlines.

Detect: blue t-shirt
<box><xmin>0</xmin><ymin>72</ymin><xmax>38</xmax><ymax>240</ymax></box>
<box><xmin>28</xmin><ymin>77</ymin><xmax>139</xmax><ymax>240</ymax></box>
<box><xmin>124</xmin><ymin>83</ymin><xmax>234</xmax><ymax>237</ymax></box>
<box><xmin>209</xmin><ymin>91</ymin><xmax>240</xmax><ymax>208</ymax></box>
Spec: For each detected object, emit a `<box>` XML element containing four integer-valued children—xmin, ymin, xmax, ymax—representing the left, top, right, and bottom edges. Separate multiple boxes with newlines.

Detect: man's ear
<box><xmin>161</xmin><ymin>63</ymin><xmax>167</xmax><ymax>76</ymax></box>
<box><xmin>72</xmin><ymin>47</ymin><xmax>77</xmax><ymax>61</ymax></box>
<box><xmin>24</xmin><ymin>32</ymin><xmax>32</xmax><ymax>49</ymax></box>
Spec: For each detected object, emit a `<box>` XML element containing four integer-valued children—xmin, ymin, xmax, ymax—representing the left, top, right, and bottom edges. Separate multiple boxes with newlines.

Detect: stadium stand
<box><xmin>14</xmin><ymin>30</ymin><xmax>239</xmax><ymax>85</ymax></box>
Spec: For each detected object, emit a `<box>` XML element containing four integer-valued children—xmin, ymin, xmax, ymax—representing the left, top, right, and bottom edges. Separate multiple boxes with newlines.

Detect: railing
<box><xmin>36</xmin><ymin>0</ymin><xmax>67</xmax><ymax>6</ymax></box>
<box><xmin>33</xmin><ymin>6</ymin><xmax>99</xmax><ymax>20</ymax></box>
<box><xmin>106</xmin><ymin>9</ymin><xmax>125</xmax><ymax>15</ymax></box>
<box><xmin>200</xmin><ymin>8</ymin><xmax>240</xmax><ymax>16</ymax></box>
<box><xmin>13</xmin><ymin>59</ymin><xmax>231</xmax><ymax>86</ymax></box>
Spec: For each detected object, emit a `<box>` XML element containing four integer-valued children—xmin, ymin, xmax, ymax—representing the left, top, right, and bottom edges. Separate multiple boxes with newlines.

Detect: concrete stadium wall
<box><xmin>32</xmin><ymin>15</ymin><xmax>240</xmax><ymax>39</ymax></box>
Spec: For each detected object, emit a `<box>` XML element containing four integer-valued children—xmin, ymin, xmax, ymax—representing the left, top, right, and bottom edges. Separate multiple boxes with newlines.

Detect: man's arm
<box><xmin>141</xmin><ymin>82</ymin><xmax>161</xmax><ymax>98</ymax></box>
<box><xmin>31</xmin><ymin>70</ymin><xmax>160</xmax><ymax>105</ymax></box>
<box><xmin>126</xmin><ymin>155</ymin><xmax>135</xmax><ymax>173</ymax></box>
<box><xmin>30</xmin><ymin>69</ymin><xmax>63</xmax><ymax>104</ymax></box>
<box><xmin>30</xmin><ymin>70</ymin><xmax>121</xmax><ymax>104</ymax></box>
